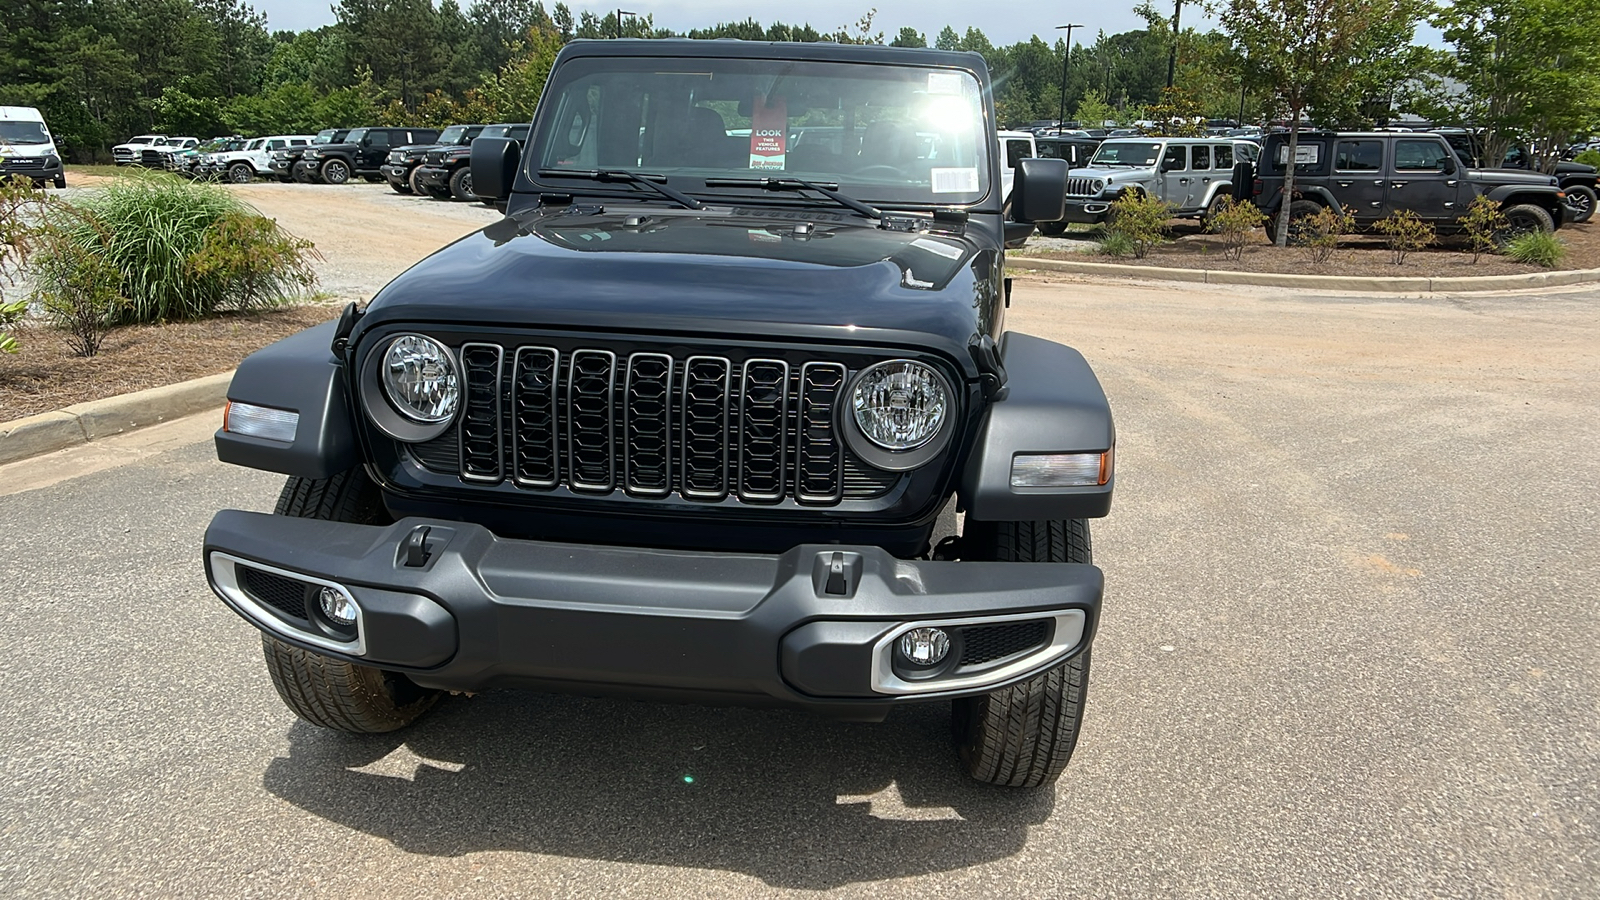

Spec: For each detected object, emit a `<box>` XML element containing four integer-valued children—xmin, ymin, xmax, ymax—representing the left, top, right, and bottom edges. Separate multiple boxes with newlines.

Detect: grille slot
<box><xmin>239</xmin><ymin>566</ymin><xmax>310</xmax><ymax>620</ymax></box>
<box><xmin>625</xmin><ymin>353</ymin><xmax>674</xmax><ymax>496</ymax></box>
<box><xmin>959</xmin><ymin>621</ymin><xmax>1050</xmax><ymax>666</ymax></box>
<box><xmin>566</xmin><ymin>349</ymin><xmax>617</xmax><ymax>491</ymax></box>
<box><xmin>738</xmin><ymin>359</ymin><xmax>790</xmax><ymax>501</ymax></box>
<box><xmin>1065</xmin><ymin>177</ymin><xmax>1099</xmax><ymax>197</ymax></box>
<box><xmin>796</xmin><ymin>362</ymin><xmax>847</xmax><ymax>503</ymax></box>
<box><xmin>511</xmin><ymin>347</ymin><xmax>560</xmax><ymax>487</ymax></box>
<box><xmin>459</xmin><ymin>343</ymin><xmax>504</xmax><ymax>482</ymax></box>
<box><xmin>681</xmin><ymin>356</ymin><xmax>732</xmax><ymax>499</ymax></box>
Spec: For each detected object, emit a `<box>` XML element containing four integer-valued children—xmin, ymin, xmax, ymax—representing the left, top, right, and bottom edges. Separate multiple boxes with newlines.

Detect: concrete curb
<box><xmin>1010</xmin><ymin>256</ymin><xmax>1600</xmax><ymax>292</ymax></box>
<box><xmin>1</xmin><ymin>371</ymin><xmax>233</xmax><ymax>465</ymax></box>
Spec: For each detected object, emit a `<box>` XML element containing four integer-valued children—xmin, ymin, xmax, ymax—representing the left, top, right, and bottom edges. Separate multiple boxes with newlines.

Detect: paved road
<box><xmin>2</xmin><ymin>279</ymin><xmax>1596</xmax><ymax>898</ymax></box>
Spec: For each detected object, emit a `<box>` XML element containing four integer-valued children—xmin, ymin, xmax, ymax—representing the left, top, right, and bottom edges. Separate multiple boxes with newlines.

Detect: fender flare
<box><xmin>959</xmin><ymin>332</ymin><xmax>1115</xmax><ymax>522</ymax></box>
<box><xmin>214</xmin><ymin>320</ymin><xmax>360</xmax><ymax>479</ymax></box>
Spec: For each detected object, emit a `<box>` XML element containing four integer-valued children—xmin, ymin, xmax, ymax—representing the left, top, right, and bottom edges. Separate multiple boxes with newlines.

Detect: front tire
<box><xmin>1562</xmin><ymin>185</ymin><xmax>1595</xmax><ymax>224</ymax></box>
<box><xmin>1037</xmin><ymin>221</ymin><xmax>1068</xmax><ymax>237</ymax></box>
<box><xmin>448</xmin><ymin>166</ymin><xmax>475</xmax><ymax>201</ymax></box>
<box><xmin>227</xmin><ymin>162</ymin><xmax>253</xmax><ymax>184</ymax></box>
<box><xmin>259</xmin><ymin>470</ymin><xmax>440</xmax><ymax>733</ymax></box>
<box><xmin>952</xmin><ymin>519</ymin><xmax>1093</xmax><ymax>787</ymax></box>
<box><xmin>320</xmin><ymin>159</ymin><xmax>350</xmax><ymax>185</ymax></box>
<box><xmin>1501</xmin><ymin>203</ymin><xmax>1555</xmax><ymax>236</ymax></box>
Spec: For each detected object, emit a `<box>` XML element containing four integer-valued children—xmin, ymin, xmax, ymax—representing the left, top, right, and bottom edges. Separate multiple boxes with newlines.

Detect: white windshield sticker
<box><xmin>911</xmin><ymin>237</ymin><xmax>964</xmax><ymax>259</ymax></box>
<box><xmin>930</xmin><ymin>167</ymin><xmax>980</xmax><ymax>193</ymax></box>
<box><xmin>927</xmin><ymin>72</ymin><xmax>963</xmax><ymax>95</ymax></box>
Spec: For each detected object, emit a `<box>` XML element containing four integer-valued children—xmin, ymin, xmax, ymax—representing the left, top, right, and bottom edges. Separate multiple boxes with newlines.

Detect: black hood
<box><xmin>357</xmin><ymin>205</ymin><xmax>1001</xmax><ymax>377</ymax></box>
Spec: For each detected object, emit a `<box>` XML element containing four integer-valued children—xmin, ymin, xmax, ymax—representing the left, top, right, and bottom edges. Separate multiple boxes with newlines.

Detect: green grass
<box><xmin>1502</xmin><ymin>231</ymin><xmax>1566</xmax><ymax>268</ymax></box>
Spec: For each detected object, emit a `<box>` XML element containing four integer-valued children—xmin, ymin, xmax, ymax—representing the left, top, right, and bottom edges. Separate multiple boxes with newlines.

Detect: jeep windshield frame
<box><xmin>523</xmin><ymin>54</ymin><xmax>993</xmax><ymax>209</ymax></box>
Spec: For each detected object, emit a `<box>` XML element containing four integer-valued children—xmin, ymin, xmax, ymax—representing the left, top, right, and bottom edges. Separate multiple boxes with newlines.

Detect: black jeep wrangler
<box><xmin>1253</xmin><ymin>131</ymin><xmax>1566</xmax><ymax>242</ymax></box>
<box><xmin>380</xmin><ymin>124</ymin><xmax>485</xmax><ymax>195</ymax></box>
<box><xmin>205</xmin><ymin>40</ymin><xmax>1111</xmax><ymax>788</ymax></box>
<box><xmin>271</xmin><ymin>128</ymin><xmax>350</xmax><ymax>183</ymax></box>
<box><xmin>295</xmin><ymin>126</ymin><xmax>441</xmax><ymax>185</ymax></box>
<box><xmin>414</xmin><ymin>122</ymin><xmax>530</xmax><ymax>201</ymax></box>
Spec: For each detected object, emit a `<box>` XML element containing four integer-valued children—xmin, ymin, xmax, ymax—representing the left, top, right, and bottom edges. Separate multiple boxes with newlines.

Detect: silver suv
<box><xmin>1055</xmin><ymin>137</ymin><xmax>1260</xmax><ymax>228</ymax></box>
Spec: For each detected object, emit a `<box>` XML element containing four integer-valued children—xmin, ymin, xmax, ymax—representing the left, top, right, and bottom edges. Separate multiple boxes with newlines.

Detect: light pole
<box><xmin>1165</xmin><ymin>0</ymin><xmax>1183</xmax><ymax>88</ymax></box>
<box><xmin>1056</xmin><ymin>23</ymin><xmax>1083</xmax><ymax>131</ymax></box>
<box><xmin>615</xmin><ymin>9</ymin><xmax>637</xmax><ymax>39</ymax></box>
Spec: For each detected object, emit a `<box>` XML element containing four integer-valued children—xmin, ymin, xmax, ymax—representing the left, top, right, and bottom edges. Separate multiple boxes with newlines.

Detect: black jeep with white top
<box><xmin>205</xmin><ymin>40</ymin><xmax>1112</xmax><ymax>787</ymax></box>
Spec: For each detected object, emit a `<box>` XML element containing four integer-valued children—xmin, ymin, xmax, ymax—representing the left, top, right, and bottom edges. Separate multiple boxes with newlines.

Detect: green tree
<box><xmin>1215</xmin><ymin>0</ymin><xmax>1424</xmax><ymax>246</ymax></box>
<box><xmin>891</xmin><ymin>27</ymin><xmax>926</xmax><ymax>48</ymax></box>
<box><xmin>934</xmin><ymin>26</ymin><xmax>960</xmax><ymax>51</ymax></box>
<box><xmin>1424</xmin><ymin>0</ymin><xmax>1600</xmax><ymax>172</ymax></box>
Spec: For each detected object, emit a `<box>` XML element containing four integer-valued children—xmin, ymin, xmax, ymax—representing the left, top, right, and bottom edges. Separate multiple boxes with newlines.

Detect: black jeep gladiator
<box><xmin>380</xmin><ymin>124</ymin><xmax>485</xmax><ymax>195</ymax></box>
<box><xmin>204</xmin><ymin>40</ymin><xmax>1112</xmax><ymax>787</ymax></box>
<box><xmin>1253</xmin><ymin>130</ymin><xmax>1566</xmax><ymax>242</ymax></box>
<box><xmin>295</xmin><ymin>126</ymin><xmax>441</xmax><ymax>185</ymax></box>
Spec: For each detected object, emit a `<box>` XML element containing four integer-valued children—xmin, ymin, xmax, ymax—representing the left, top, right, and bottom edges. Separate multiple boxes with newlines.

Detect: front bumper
<box><xmin>1062</xmin><ymin>198</ymin><xmax>1112</xmax><ymax>224</ymax></box>
<box><xmin>292</xmin><ymin>160</ymin><xmax>321</xmax><ymax>180</ymax></box>
<box><xmin>379</xmin><ymin>163</ymin><xmax>413</xmax><ymax>186</ymax></box>
<box><xmin>413</xmin><ymin>164</ymin><xmax>451</xmax><ymax>190</ymax></box>
<box><xmin>204</xmin><ymin>510</ymin><xmax>1102</xmax><ymax>718</ymax></box>
<box><xmin>0</xmin><ymin>156</ymin><xmax>63</xmax><ymax>183</ymax></box>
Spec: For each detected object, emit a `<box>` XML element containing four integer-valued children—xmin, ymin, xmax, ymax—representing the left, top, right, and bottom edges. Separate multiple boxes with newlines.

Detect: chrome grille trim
<box><xmin>1065</xmin><ymin>176</ymin><xmax>1099</xmax><ymax>197</ymax></box>
<box><xmin>458</xmin><ymin>342</ymin><xmax>504</xmax><ymax>483</ymax></box>
<box><xmin>796</xmin><ymin>362</ymin><xmax>847</xmax><ymax>503</ymax></box>
<box><xmin>510</xmin><ymin>346</ymin><xmax>560</xmax><ymax>488</ymax></box>
<box><xmin>624</xmin><ymin>352</ymin><xmax>674</xmax><ymax>497</ymax></box>
<box><xmin>566</xmin><ymin>349</ymin><xmax>617</xmax><ymax>492</ymax></box>
<box><xmin>680</xmin><ymin>355</ymin><xmax>732</xmax><ymax>500</ymax></box>
<box><xmin>737</xmin><ymin>359</ymin><xmax>790</xmax><ymax>502</ymax></box>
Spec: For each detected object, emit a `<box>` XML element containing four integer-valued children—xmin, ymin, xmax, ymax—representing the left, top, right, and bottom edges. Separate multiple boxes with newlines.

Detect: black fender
<box><xmin>214</xmin><ymin>320</ymin><xmax>360</xmax><ymax>479</ymax></box>
<box><xmin>959</xmin><ymin>332</ymin><xmax>1115</xmax><ymax>522</ymax></box>
<box><xmin>1486</xmin><ymin>186</ymin><xmax>1566</xmax><ymax>223</ymax></box>
<box><xmin>1260</xmin><ymin>184</ymin><xmax>1341</xmax><ymax>216</ymax></box>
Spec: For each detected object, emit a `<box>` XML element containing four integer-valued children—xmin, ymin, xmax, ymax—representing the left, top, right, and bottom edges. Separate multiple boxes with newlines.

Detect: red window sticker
<box><xmin>749</xmin><ymin>94</ymin><xmax>787</xmax><ymax>170</ymax></box>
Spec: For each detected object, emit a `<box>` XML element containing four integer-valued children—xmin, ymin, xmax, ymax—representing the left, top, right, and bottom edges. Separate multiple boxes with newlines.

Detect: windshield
<box><xmin>531</xmin><ymin>56</ymin><xmax>991</xmax><ymax>205</ymax></box>
<box><xmin>344</xmin><ymin>128</ymin><xmax>368</xmax><ymax>145</ymax></box>
<box><xmin>1090</xmin><ymin>141</ymin><xmax>1162</xmax><ymax>167</ymax></box>
<box><xmin>0</xmin><ymin>122</ymin><xmax>50</xmax><ymax>145</ymax></box>
<box><xmin>438</xmin><ymin>125</ymin><xmax>484</xmax><ymax>145</ymax></box>
<box><xmin>312</xmin><ymin>130</ymin><xmax>342</xmax><ymax>144</ymax></box>
<box><xmin>482</xmin><ymin>124</ymin><xmax>530</xmax><ymax>141</ymax></box>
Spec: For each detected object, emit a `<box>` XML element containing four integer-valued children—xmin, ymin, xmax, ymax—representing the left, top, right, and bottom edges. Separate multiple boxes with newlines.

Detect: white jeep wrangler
<box><xmin>1055</xmin><ymin>137</ymin><xmax>1260</xmax><ymax>229</ymax></box>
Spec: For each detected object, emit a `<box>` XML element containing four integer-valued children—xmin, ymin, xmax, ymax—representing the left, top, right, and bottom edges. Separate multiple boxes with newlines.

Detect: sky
<box><xmin>252</xmin><ymin>0</ymin><xmax>1220</xmax><ymax>46</ymax></box>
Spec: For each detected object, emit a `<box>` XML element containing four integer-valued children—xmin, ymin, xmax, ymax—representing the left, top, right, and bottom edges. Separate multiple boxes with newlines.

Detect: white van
<box><xmin>0</xmin><ymin>106</ymin><xmax>66</xmax><ymax>188</ymax></box>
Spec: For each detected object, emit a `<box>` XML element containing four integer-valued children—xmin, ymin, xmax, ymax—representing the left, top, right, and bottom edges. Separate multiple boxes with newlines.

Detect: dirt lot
<box><xmin>1020</xmin><ymin>217</ymin><xmax>1599</xmax><ymax>276</ymax></box>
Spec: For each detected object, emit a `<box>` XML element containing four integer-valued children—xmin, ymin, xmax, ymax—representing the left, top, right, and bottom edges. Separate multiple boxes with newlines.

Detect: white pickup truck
<box><xmin>200</xmin><ymin>135</ymin><xmax>314</xmax><ymax>183</ymax></box>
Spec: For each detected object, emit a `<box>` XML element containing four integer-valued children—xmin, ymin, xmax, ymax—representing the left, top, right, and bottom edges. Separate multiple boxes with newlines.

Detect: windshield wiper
<box><xmin>537</xmin><ymin>168</ymin><xmax>703</xmax><ymax>210</ymax></box>
<box><xmin>702</xmin><ymin>176</ymin><xmax>881</xmax><ymax>220</ymax></box>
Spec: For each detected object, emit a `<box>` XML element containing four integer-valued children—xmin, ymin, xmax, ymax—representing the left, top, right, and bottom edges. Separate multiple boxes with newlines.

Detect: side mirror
<box><xmin>1160</xmin><ymin>157</ymin><xmax>1181</xmax><ymax>172</ymax></box>
<box><xmin>1440</xmin><ymin>157</ymin><xmax>1456</xmax><ymax>175</ymax></box>
<box><xmin>1011</xmin><ymin>157</ymin><xmax>1069</xmax><ymax>223</ymax></box>
<box><xmin>471</xmin><ymin>137</ymin><xmax>522</xmax><ymax>203</ymax></box>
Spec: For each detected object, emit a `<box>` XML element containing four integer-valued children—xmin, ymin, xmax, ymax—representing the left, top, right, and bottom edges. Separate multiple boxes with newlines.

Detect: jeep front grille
<box><xmin>1065</xmin><ymin>177</ymin><xmax>1099</xmax><ymax>197</ymax></box>
<box><xmin>409</xmin><ymin>342</ymin><xmax>904</xmax><ymax>505</ymax></box>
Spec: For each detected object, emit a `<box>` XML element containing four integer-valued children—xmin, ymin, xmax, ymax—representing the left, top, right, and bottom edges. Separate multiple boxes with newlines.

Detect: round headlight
<box><xmin>381</xmin><ymin>335</ymin><xmax>458</xmax><ymax>423</ymax></box>
<box><xmin>851</xmin><ymin>360</ymin><xmax>949</xmax><ymax>451</ymax></box>
<box><xmin>1093</xmin><ymin>179</ymin><xmax>1105</xmax><ymax>192</ymax></box>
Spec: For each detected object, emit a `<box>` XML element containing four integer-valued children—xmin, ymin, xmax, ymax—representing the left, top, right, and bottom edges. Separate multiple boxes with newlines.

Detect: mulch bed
<box><xmin>1020</xmin><ymin>220</ymin><xmax>1599</xmax><ymax>277</ymax></box>
<box><xmin>1</xmin><ymin>305</ymin><xmax>340</xmax><ymax>423</ymax></box>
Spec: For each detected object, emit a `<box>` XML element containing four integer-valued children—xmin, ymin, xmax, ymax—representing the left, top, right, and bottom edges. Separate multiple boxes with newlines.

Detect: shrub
<box><xmin>1</xmin><ymin>175</ymin><xmax>48</xmax><ymax>353</ymax></box>
<box><xmin>31</xmin><ymin>174</ymin><xmax>317</xmax><ymax>325</ymax></box>
<box><xmin>31</xmin><ymin>208</ymin><xmax>127</xmax><ymax>357</ymax></box>
<box><xmin>1503</xmin><ymin>231</ymin><xmax>1566</xmax><ymax>268</ymax></box>
<box><xmin>1576</xmin><ymin>149</ymin><xmax>1600</xmax><ymax>169</ymax></box>
<box><xmin>1096</xmin><ymin>230</ymin><xmax>1137</xmax><ymax>258</ymax></box>
<box><xmin>1459</xmin><ymin>195</ymin><xmax>1507</xmax><ymax>263</ymax></box>
<box><xmin>1372</xmin><ymin>209</ymin><xmax>1436</xmax><ymax>265</ymax></box>
<box><xmin>1298</xmin><ymin>206</ymin><xmax>1355</xmax><ymax>264</ymax></box>
<box><xmin>1206</xmin><ymin>196</ymin><xmax>1267</xmax><ymax>261</ymax></box>
<box><xmin>1106</xmin><ymin>191</ymin><xmax>1172</xmax><ymax>259</ymax></box>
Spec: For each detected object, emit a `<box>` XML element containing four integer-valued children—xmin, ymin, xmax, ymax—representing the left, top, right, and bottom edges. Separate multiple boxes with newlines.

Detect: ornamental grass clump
<box><xmin>1503</xmin><ymin>231</ymin><xmax>1566</xmax><ymax>268</ymax></box>
<box><xmin>32</xmin><ymin>174</ymin><xmax>318</xmax><ymax>326</ymax></box>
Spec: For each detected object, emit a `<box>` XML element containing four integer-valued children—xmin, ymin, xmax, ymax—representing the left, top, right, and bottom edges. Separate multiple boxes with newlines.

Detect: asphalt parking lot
<box><xmin>2</xmin><ymin>234</ymin><xmax>1597</xmax><ymax>895</ymax></box>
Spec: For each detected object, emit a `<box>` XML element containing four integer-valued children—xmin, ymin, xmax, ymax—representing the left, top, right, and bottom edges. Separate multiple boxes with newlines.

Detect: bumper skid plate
<box><xmin>204</xmin><ymin>511</ymin><xmax>1101</xmax><ymax>712</ymax></box>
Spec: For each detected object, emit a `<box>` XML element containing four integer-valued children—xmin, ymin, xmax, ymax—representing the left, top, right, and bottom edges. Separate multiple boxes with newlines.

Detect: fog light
<box><xmin>897</xmin><ymin>627</ymin><xmax>950</xmax><ymax>666</ymax></box>
<box><xmin>318</xmin><ymin>587</ymin><xmax>358</xmax><ymax>627</ymax></box>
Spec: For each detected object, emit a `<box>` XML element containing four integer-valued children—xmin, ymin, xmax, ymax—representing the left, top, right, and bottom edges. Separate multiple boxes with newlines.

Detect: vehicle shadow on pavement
<box><xmin>262</xmin><ymin>690</ymin><xmax>1056</xmax><ymax>888</ymax></box>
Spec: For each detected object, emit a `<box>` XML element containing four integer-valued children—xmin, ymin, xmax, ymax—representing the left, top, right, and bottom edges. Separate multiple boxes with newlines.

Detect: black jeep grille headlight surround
<box><xmin>850</xmin><ymin>360</ymin><xmax>948</xmax><ymax>451</ymax></box>
<box><xmin>378</xmin><ymin>333</ymin><xmax>954</xmax><ymax>508</ymax></box>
